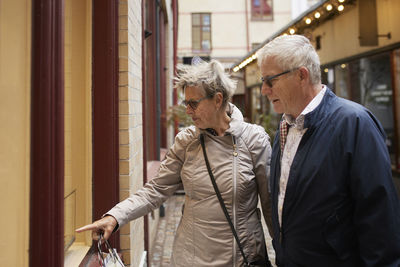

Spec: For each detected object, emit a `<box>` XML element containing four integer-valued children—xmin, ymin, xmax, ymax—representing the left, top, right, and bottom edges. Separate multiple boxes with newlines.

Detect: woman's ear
<box><xmin>215</xmin><ymin>92</ymin><xmax>223</xmax><ymax>109</ymax></box>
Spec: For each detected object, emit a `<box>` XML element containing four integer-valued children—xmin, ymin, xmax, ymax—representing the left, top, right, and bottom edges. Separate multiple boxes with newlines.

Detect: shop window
<box><xmin>321</xmin><ymin>67</ymin><xmax>335</xmax><ymax>90</ymax></box>
<box><xmin>192</xmin><ymin>13</ymin><xmax>211</xmax><ymax>52</ymax></box>
<box><xmin>64</xmin><ymin>0</ymin><xmax>93</xmax><ymax>264</ymax></box>
<box><xmin>251</xmin><ymin>0</ymin><xmax>273</xmax><ymax>20</ymax></box>
<box><xmin>315</xmin><ymin>35</ymin><xmax>321</xmax><ymax>50</ymax></box>
<box><xmin>333</xmin><ymin>52</ymin><xmax>396</xmax><ymax>167</ymax></box>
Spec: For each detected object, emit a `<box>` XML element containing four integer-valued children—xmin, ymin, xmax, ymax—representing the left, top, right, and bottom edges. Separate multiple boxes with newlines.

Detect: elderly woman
<box><xmin>77</xmin><ymin>60</ymin><xmax>272</xmax><ymax>266</ymax></box>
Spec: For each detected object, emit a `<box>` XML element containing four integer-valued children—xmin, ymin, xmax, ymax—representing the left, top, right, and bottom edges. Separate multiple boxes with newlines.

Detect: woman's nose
<box><xmin>185</xmin><ymin>105</ymin><xmax>193</xmax><ymax>115</ymax></box>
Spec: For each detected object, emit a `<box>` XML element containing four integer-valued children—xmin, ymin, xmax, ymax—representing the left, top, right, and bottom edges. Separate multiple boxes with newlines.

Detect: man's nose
<box><xmin>261</xmin><ymin>83</ymin><xmax>271</xmax><ymax>96</ymax></box>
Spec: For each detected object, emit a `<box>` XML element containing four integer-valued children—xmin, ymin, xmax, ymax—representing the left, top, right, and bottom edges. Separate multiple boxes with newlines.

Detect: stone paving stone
<box><xmin>149</xmin><ymin>195</ymin><xmax>277</xmax><ymax>267</ymax></box>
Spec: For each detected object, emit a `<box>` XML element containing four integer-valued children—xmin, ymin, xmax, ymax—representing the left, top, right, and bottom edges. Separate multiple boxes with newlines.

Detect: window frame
<box><xmin>191</xmin><ymin>13</ymin><xmax>212</xmax><ymax>53</ymax></box>
<box><xmin>251</xmin><ymin>0</ymin><xmax>273</xmax><ymax>21</ymax></box>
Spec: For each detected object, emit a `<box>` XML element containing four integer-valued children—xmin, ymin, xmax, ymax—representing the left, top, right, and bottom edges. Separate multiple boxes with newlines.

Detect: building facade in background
<box><xmin>177</xmin><ymin>0</ymin><xmax>320</xmax><ymax>124</ymax></box>
<box><xmin>0</xmin><ymin>0</ymin><xmax>178</xmax><ymax>266</ymax></box>
<box><xmin>233</xmin><ymin>0</ymin><xmax>400</xmax><ymax>192</ymax></box>
<box><xmin>177</xmin><ymin>0</ymin><xmax>294</xmax><ymax>119</ymax></box>
<box><xmin>178</xmin><ymin>0</ymin><xmax>292</xmax><ymax>66</ymax></box>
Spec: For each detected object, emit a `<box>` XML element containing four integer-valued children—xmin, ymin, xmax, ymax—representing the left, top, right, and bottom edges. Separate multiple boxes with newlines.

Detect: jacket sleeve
<box><xmin>106</xmin><ymin>129</ymin><xmax>192</xmax><ymax>228</ymax></box>
<box><xmin>249</xmin><ymin>125</ymin><xmax>273</xmax><ymax>237</ymax></box>
<box><xmin>348</xmin><ymin>111</ymin><xmax>400</xmax><ymax>266</ymax></box>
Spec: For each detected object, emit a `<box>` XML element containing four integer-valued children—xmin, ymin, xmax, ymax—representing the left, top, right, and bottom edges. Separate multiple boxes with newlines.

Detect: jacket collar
<box><xmin>303</xmin><ymin>87</ymin><xmax>336</xmax><ymax>129</ymax></box>
<box><xmin>225</xmin><ymin>102</ymin><xmax>245</xmax><ymax>137</ymax></box>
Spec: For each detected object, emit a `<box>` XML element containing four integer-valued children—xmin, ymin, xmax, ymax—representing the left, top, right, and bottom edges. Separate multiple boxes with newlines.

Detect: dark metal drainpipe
<box><xmin>172</xmin><ymin>0</ymin><xmax>179</xmax><ymax>135</ymax></box>
<box><xmin>155</xmin><ymin>0</ymin><xmax>161</xmax><ymax>160</ymax></box>
<box><xmin>142</xmin><ymin>0</ymin><xmax>149</xmax><ymax>264</ymax></box>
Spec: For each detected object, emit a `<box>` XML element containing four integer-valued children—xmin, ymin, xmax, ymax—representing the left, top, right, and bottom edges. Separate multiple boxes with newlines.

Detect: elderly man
<box><xmin>257</xmin><ymin>34</ymin><xmax>400</xmax><ymax>266</ymax></box>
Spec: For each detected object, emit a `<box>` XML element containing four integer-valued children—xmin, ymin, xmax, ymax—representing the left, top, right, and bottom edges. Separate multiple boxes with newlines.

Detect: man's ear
<box><xmin>299</xmin><ymin>67</ymin><xmax>309</xmax><ymax>81</ymax></box>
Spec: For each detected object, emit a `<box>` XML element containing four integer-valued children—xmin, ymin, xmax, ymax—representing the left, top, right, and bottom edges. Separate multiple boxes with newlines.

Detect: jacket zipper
<box><xmin>232</xmin><ymin>136</ymin><xmax>238</xmax><ymax>267</ymax></box>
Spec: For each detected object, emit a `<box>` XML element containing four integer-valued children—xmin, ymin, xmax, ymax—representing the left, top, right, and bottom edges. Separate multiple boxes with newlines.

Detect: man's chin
<box><xmin>272</xmin><ymin>104</ymin><xmax>283</xmax><ymax>114</ymax></box>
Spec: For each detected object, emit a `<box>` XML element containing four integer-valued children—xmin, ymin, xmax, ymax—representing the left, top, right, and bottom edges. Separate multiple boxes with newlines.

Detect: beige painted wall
<box><xmin>178</xmin><ymin>0</ymin><xmax>291</xmax><ymax>64</ymax></box>
<box><xmin>314</xmin><ymin>0</ymin><xmax>400</xmax><ymax>65</ymax></box>
<box><xmin>0</xmin><ymin>0</ymin><xmax>31</xmax><ymax>266</ymax></box>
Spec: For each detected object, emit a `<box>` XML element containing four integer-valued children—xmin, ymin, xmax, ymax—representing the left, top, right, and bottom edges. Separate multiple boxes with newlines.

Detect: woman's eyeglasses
<box><xmin>261</xmin><ymin>68</ymin><xmax>299</xmax><ymax>88</ymax></box>
<box><xmin>181</xmin><ymin>96</ymin><xmax>210</xmax><ymax>110</ymax></box>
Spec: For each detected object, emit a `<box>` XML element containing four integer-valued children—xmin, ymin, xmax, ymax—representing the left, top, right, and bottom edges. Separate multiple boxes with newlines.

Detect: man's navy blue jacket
<box><xmin>270</xmin><ymin>88</ymin><xmax>400</xmax><ymax>266</ymax></box>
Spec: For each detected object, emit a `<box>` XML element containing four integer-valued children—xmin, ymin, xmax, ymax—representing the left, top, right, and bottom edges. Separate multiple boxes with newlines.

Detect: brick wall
<box><xmin>119</xmin><ymin>0</ymin><xmax>144</xmax><ymax>266</ymax></box>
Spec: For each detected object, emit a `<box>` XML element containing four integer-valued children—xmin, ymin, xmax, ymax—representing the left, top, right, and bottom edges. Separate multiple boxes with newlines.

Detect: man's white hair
<box><xmin>256</xmin><ymin>34</ymin><xmax>321</xmax><ymax>85</ymax></box>
<box><xmin>175</xmin><ymin>59</ymin><xmax>237</xmax><ymax>106</ymax></box>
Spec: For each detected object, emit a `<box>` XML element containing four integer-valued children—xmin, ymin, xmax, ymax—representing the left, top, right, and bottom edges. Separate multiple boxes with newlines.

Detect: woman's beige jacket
<box><xmin>107</xmin><ymin>104</ymin><xmax>272</xmax><ymax>266</ymax></box>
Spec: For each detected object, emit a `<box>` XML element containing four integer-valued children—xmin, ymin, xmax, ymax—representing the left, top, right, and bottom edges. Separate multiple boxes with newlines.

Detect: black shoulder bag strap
<box><xmin>200</xmin><ymin>133</ymin><xmax>250</xmax><ymax>266</ymax></box>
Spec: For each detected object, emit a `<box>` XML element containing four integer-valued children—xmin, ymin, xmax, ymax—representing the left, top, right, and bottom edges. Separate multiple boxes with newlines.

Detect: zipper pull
<box><xmin>233</xmin><ymin>138</ymin><xmax>238</xmax><ymax>157</ymax></box>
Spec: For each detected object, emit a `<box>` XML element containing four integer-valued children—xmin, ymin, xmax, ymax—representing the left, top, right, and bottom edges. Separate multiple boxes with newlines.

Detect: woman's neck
<box><xmin>213</xmin><ymin>109</ymin><xmax>231</xmax><ymax>136</ymax></box>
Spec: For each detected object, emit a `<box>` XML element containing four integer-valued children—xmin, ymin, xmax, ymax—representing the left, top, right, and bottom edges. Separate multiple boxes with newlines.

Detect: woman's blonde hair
<box><xmin>175</xmin><ymin>59</ymin><xmax>237</xmax><ymax>107</ymax></box>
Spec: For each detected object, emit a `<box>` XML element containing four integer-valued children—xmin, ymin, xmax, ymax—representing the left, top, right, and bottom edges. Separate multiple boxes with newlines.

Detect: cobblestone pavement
<box><xmin>149</xmin><ymin>195</ymin><xmax>185</xmax><ymax>267</ymax></box>
<box><xmin>149</xmin><ymin>195</ymin><xmax>276</xmax><ymax>267</ymax></box>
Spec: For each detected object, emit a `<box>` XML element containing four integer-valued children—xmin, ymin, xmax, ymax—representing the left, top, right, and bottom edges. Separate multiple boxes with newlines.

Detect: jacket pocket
<box><xmin>322</xmin><ymin>207</ymin><xmax>357</xmax><ymax>260</ymax></box>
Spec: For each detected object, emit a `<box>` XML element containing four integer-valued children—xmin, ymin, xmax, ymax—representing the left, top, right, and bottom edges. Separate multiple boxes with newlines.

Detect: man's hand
<box><xmin>75</xmin><ymin>215</ymin><xmax>118</xmax><ymax>241</ymax></box>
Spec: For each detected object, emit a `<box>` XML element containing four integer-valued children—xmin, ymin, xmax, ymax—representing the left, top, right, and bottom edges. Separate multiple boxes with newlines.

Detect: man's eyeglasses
<box><xmin>261</xmin><ymin>68</ymin><xmax>299</xmax><ymax>88</ymax></box>
<box><xmin>181</xmin><ymin>96</ymin><xmax>210</xmax><ymax>110</ymax></box>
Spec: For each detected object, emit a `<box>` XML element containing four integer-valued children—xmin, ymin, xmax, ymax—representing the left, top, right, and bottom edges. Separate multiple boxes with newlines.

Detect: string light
<box><xmin>314</xmin><ymin>12</ymin><xmax>321</xmax><ymax>19</ymax></box>
<box><xmin>289</xmin><ymin>28</ymin><xmax>296</xmax><ymax>34</ymax></box>
<box><xmin>305</xmin><ymin>18</ymin><xmax>312</xmax><ymax>24</ymax></box>
<box><xmin>326</xmin><ymin>4</ymin><xmax>333</xmax><ymax>11</ymax></box>
<box><xmin>338</xmin><ymin>5</ymin><xmax>344</xmax><ymax>11</ymax></box>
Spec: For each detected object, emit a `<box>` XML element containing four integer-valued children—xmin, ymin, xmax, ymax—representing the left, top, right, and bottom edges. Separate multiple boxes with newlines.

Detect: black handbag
<box><xmin>200</xmin><ymin>134</ymin><xmax>272</xmax><ymax>267</ymax></box>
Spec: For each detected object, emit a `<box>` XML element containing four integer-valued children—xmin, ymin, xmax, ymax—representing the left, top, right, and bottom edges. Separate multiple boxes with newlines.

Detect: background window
<box><xmin>251</xmin><ymin>0</ymin><xmax>273</xmax><ymax>20</ymax></box>
<box><xmin>332</xmin><ymin>52</ymin><xmax>396</xmax><ymax>167</ymax></box>
<box><xmin>64</xmin><ymin>0</ymin><xmax>92</xmax><ymax>259</ymax></box>
<box><xmin>192</xmin><ymin>13</ymin><xmax>211</xmax><ymax>51</ymax></box>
